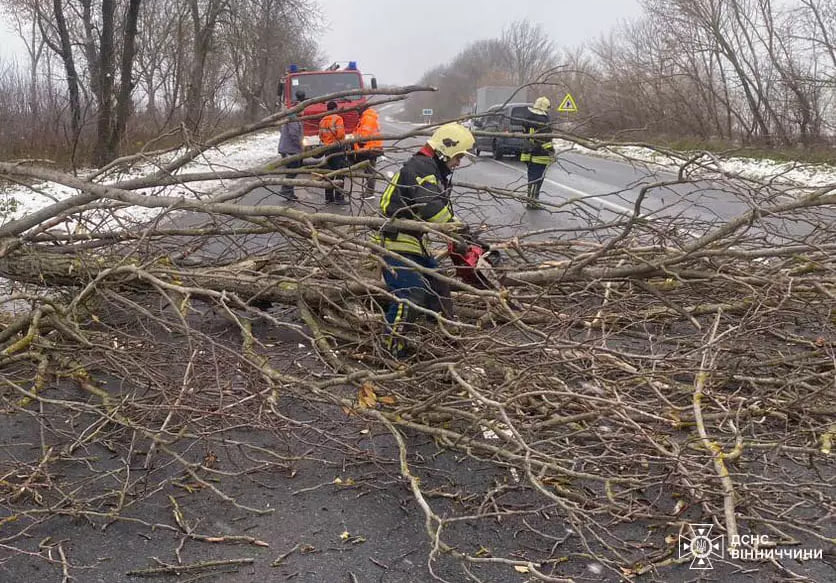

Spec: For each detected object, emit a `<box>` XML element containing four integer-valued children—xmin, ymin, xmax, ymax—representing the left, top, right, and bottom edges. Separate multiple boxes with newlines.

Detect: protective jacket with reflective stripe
<box><xmin>374</xmin><ymin>148</ymin><xmax>455</xmax><ymax>256</ymax></box>
<box><xmin>319</xmin><ymin>113</ymin><xmax>345</xmax><ymax>146</ymax></box>
<box><xmin>520</xmin><ymin>107</ymin><xmax>553</xmax><ymax>165</ymax></box>
<box><xmin>353</xmin><ymin>108</ymin><xmax>383</xmax><ymax>152</ymax></box>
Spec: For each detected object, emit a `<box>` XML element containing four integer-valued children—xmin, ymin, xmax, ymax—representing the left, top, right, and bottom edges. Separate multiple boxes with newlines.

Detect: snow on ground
<box><xmin>553</xmin><ymin>138</ymin><xmax>836</xmax><ymax>187</ymax></box>
<box><xmin>1</xmin><ymin>129</ymin><xmax>282</xmax><ymax>229</ymax></box>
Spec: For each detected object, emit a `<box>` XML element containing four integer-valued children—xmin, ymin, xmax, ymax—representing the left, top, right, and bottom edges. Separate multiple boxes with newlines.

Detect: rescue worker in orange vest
<box><xmin>318</xmin><ymin>101</ymin><xmax>348</xmax><ymax>204</ymax></box>
<box><xmin>352</xmin><ymin>106</ymin><xmax>384</xmax><ymax>197</ymax></box>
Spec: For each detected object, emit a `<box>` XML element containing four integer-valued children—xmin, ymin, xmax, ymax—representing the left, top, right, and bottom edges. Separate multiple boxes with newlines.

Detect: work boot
<box><xmin>280</xmin><ymin>188</ymin><xmax>298</xmax><ymax>201</ymax></box>
<box><xmin>334</xmin><ymin>181</ymin><xmax>348</xmax><ymax>204</ymax></box>
<box><xmin>525</xmin><ymin>184</ymin><xmax>539</xmax><ymax>210</ymax></box>
<box><xmin>364</xmin><ymin>177</ymin><xmax>376</xmax><ymax>199</ymax></box>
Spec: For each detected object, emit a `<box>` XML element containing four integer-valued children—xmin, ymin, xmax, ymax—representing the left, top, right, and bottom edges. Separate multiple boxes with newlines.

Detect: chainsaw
<box><xmin>447</xmin><ymin>232</ymin><xmax>502</xmax><ymax>290</ymax></box>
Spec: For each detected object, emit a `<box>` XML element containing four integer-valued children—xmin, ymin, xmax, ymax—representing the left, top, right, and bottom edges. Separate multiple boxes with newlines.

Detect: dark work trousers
<box><xmin>352</xmin><ymin>150</ymin><xmax>380</xmax><ymax>197</ymax></box>
<box><xmin>382</xmin><ymin>253</ymin><xmax>453</xmax><ymax>358</ymax></box>
<box><xmin>526</xmin><ymin>161</ymin><xmax>548</xmax><ymax>208</ymax></box>
<box><xmin>279</xmin><ymin>154</ymin><xmax>302</xmax><ymax>199</ymax></box>
<box><xmin>324</xmin><ymin>149</ymin><xmax>348</xmax><ymax>202</ymax></box>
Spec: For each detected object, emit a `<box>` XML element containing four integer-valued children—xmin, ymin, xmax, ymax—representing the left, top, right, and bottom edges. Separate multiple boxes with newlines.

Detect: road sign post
<box><xmin>422</xmin><ymin>108</ymin><xmax>433</xmax><ymax>124</ymax></box>
<box><xmin>557</xmin><ymin>93</ymin><xmax>578</xmax><ymax>128</ymax></box>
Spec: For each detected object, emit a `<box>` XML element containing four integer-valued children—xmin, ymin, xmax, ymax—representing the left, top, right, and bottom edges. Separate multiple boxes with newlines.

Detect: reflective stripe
<box><xmin>380</xmin><ymin>172</ymin><xmax>400</xmax><ymax>214</ymax></box>
<box><xmin>416</xmin><ymin>175</ymin><xmax>438</xmax><ymax>186</ymax></box>
<box><xmin>426</xmin><ymin>204</ymin><xmax>453</xmax><ymax>224</ymax></box>
<box><xmin>520</xmin><ymin>153</ymin><xmax>531</xmax><ymax>162</ymax></box>
<box><xmin>531</xmin><ymin>155</ymin><xmax>551</xmax><ymax>165</ymax></box>
<box><xmin>371</xmin><ymin>231</ymin><xmax>424</xmax><ymax>255</ymax></box>
<box><xmin>383</xmin><ymin>234</ymin><xmax>424</xmax><ymax>255</ymax></box>
<box><xmin>387</xmin><ymin>303</ymin><xmax>406</xmax><ymax>352</ymax></box>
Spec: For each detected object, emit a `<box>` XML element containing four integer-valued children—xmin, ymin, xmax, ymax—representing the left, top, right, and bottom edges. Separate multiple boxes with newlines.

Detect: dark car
<box><xmin>471</xmin><ymin>102</ymin><xmax>533</xmax><ymax>160</ymax></box>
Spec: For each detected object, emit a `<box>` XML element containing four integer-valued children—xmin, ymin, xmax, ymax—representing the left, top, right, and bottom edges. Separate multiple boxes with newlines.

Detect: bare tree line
<box><xmin>404</xmin><ymin>20</ymin><xmax>561</xmax><ymax>121</ymax></box>
<box><xmin>407</xmin><ymin>2</ymin><xmax>836</xmax><ymax>147</ymax></box>
<box><xmin>0</xmin><ymin>0</ymin><xmax>321</xmax><ymax>165</ymax></box>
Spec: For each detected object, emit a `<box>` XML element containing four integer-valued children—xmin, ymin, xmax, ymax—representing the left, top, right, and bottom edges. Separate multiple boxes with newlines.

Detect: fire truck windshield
<box><xmin>289</xmin><ymin>72</ymin><xmax>362</xmax><ymax>101</ymax></box>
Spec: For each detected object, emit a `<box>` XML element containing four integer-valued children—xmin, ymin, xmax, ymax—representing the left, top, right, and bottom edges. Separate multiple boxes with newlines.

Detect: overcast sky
<box><xmin>0</xmin><ymin>0</ymin><xmax>643</xmax><ymax>81</ymax></box>
<box><xmin>317</xmin><ymin>0</ymin><xmax>642</xmax><ymax>86</ymax></box>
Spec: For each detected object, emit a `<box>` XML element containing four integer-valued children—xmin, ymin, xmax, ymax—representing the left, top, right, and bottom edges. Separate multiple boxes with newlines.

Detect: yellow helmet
<box><xmin>533</xmin><ymin>96</ymin><xmax>551</xmax><ymax>112</ymax></box>
<box><xmin>427</xmin><ymin>123</ymin><xmax>475</xmax><ymax>161</ymax></box>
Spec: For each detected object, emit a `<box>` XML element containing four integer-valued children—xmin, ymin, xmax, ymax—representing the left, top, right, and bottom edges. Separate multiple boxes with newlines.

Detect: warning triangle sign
<box><xmin>557</xmin><ymin>93</ymin><xmax>578</xmax><ymax>113</ymax></box>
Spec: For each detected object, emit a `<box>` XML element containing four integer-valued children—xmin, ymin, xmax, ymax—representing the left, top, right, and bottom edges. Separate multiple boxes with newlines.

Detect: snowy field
<box><xmin>0</xmin><ymin>130</ymin><xmax>283</xmax><ymax>229</ymax></box>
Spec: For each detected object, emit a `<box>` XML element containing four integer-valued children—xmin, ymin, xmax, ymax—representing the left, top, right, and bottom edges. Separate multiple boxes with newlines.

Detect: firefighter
<box><xmin>520</xmin><ymin>96</ymin><xmax>554</xmax><ymax>210</ymax></box>
<box><xmin>372</xmin><ymin>122</ymin><xmax>475</xmax><ymax>358</ymax></box>
<box><xmin>352</xmin><ymin>106</ymin><xmax>384</xmax><ymax>197</ymax></box>
<box><xmin>318</xmin><ymin>101</ymin><xmax>348</xmax><ymax>204</ymax></box>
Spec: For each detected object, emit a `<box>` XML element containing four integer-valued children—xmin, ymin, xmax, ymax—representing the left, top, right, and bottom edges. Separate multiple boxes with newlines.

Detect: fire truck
<box><xmin>278</xmin><ymin>61</ymin><xmax>377</xmax><ymax>149</ymax></box>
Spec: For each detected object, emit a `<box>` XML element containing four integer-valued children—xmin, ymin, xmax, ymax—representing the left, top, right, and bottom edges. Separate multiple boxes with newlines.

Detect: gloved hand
<box><xmin>452</xmin><ymin>238</ymin><xmax>469</xmax><ymax>256</ymax></box>
<box><xmin>451</xmin><ymin>221</ymin><xmax>471</xmax><ymax>236</ymax></box>
<box><xmin>450</xmin><ymin>221</ymin><xmax>472</xmax><ymax>251</ymax></box>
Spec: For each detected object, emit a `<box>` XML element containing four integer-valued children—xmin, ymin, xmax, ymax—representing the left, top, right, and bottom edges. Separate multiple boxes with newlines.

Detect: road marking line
<box><xmin>493</xmin><ymin>159</ymin><xmax>708</xmax><ymax>239</ymax></box>
<box><xmin>492</xmin><ymin>159</ymin><xmax>635</xmax><ymax>216</ymax></box>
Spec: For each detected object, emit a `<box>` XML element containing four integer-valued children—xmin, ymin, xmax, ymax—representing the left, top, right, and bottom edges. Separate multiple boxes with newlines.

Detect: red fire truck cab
<box><xmin>278</xmin><ymin>61</ymin><xmax>377</xmax><ymax>149</ymax></box>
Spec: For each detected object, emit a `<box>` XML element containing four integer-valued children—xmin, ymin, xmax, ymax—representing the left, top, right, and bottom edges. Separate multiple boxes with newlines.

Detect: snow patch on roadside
<box><xmin>1</xmin><ymin>129</ymin><xmax>282</xmax><ymax>229</ymax></box>
<box><xmin>553</xmin><ymin>138</ymin><xmax>836</xmax><ymax>187</ymax></box>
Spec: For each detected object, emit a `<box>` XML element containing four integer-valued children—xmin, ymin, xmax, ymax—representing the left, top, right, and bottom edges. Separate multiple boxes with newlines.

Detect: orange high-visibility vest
<box><xmin>319</xmin><ymin>113</ymin><xmax>345</xmax><ymax>146</ymax></box>
<box><xmin>353</xmin><ymin>108</ymin><xmax>383</xmax><ymax>152</ymax></box>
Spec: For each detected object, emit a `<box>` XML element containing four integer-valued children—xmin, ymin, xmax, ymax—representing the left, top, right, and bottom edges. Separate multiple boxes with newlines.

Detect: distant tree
<box><xmin>183</xmin><ymin>0</ymin><xmax>230</xmax><ymax>133</ymax></box>
<box><xmin>501</xmin><ymin>19</ymin><xmax>558</xmax><ymax>86</ymax></box>
<box><xmin>133</xmin><ymin>0</ymin><xmax>182</xmax><ymax>125</ymax></box>
<box><xmin>405</xmin><ymin>39</ymin><xmax>519</xmax><ymax>121</ymax></box>
<box><xmin>225</xmin><ymin>0</ymin><xmax>320</xmax><ymax>121</ymax></box>
<box><xmin>3</xmin><ymin>0</ymin><xmax>48</xmax><ymax>118</ymax></box>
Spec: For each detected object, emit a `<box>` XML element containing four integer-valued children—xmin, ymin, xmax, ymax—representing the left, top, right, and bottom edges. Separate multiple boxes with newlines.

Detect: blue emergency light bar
<box><xmin>288</xmin><ymin>64</ymin><xmax>299</xmax><ymax>73</ymax></box>
<box><xmin>347</xmin><ymin>61</ymin><xmax>357</xmax><ymax>71</ymax></box>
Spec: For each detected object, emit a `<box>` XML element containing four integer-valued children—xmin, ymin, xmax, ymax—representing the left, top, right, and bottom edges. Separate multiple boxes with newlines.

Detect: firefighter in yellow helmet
<box><xmin>520</xmin><ymin>96</ymin><xmax>554</xmax><ymax>209</ymax></box>
<box><xmin>373</xmin><ymin>123</ymin><xmax>475</xmax><ymax>358</ymax></box>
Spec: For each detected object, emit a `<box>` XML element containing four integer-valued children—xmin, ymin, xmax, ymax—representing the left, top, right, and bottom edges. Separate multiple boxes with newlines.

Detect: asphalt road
<box><xmin>374</xmin><ymin>104</ymin><xmax>821</xmax><ymax>246</ymax></box>
<box><xmin>238</xmin><ymin>103</ymin><xmax>822</xmax><ymax>248</ymax></box>
<box><xmin>364</xmin><ymin>107</ymin><xmax>725</xmax><ymax>245</ymax></box>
